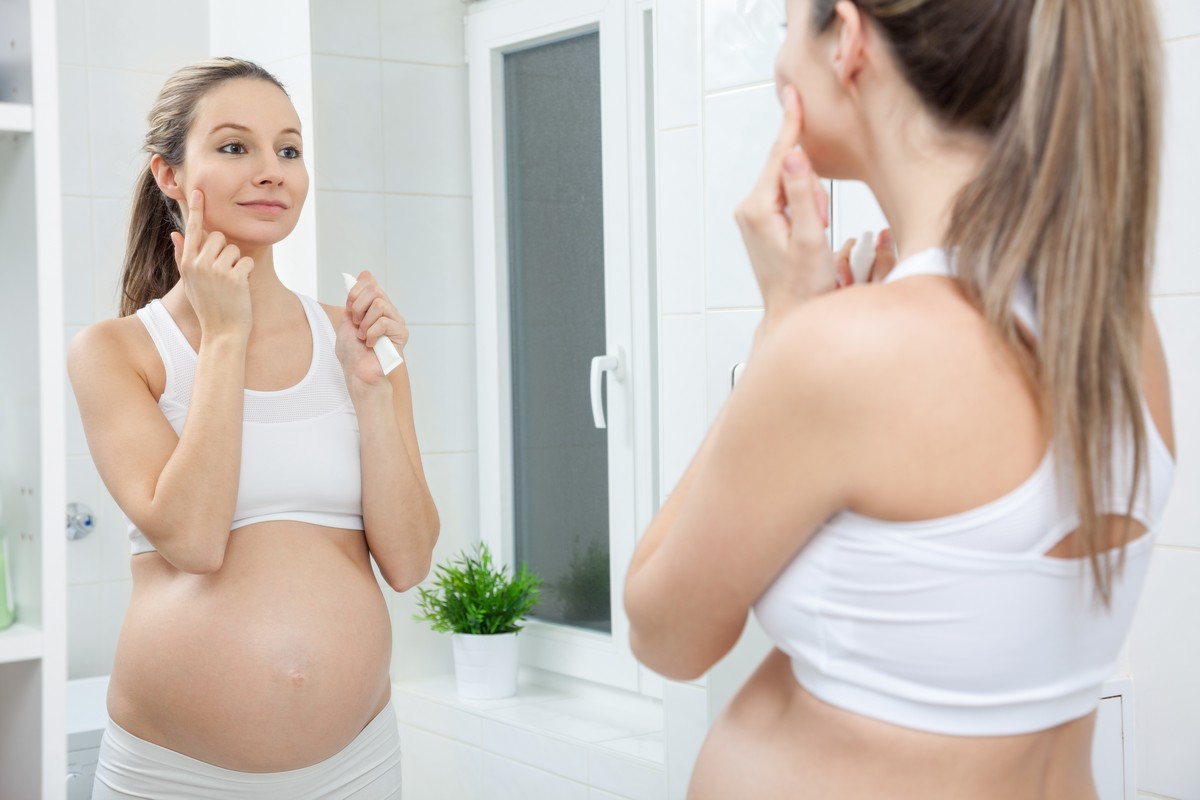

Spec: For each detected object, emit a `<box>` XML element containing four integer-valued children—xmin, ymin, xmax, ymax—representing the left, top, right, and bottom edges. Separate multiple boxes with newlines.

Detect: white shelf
<box><xmin>0</xmin><ymin>102</ymin><xmax>33</xmax><ymax>133</ymax></box>
<box><xmin>0</xmin><ymin>622</ymin><xmax>43</xmax><ymax>665</ymax></box>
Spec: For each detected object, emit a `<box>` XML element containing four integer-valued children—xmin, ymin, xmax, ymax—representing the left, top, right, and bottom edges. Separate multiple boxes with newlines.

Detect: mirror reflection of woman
<box><xmin>626</xmin><ymin>1</ymin><xmax>1174</xmax><ymax>798</ymax></box>
<box><xmin>69</xmin><ymin>58</ymin><xmax>438</xmax><ymax>799</ymax></box>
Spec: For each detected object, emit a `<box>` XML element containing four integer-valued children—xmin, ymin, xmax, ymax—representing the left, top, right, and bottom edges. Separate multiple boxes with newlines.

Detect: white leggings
<box><xmin>92</xmin><ymin>702</ymin><xmax>402</xmax><ymax>800</ymax></box>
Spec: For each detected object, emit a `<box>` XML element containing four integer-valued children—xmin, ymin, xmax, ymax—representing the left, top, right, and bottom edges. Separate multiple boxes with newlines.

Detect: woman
<box><xmin>625</xmin><ymin>1</ymin><xmax>1174</xmax><ymax>798</ymax></box>
<box><xmin>68</xmin><ymin>58</ymin><xmax>439</xmax><ymax>799</ymax></box>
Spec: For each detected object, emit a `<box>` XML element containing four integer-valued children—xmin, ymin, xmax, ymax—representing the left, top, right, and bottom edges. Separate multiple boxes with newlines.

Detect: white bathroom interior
<box><xmin>0</xmin><ymin>0</ymin><xmax>1198</xmax><ymax>798</ymax></box>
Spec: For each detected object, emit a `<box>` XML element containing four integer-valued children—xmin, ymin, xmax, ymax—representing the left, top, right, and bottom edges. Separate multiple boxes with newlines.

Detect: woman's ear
<box><xmin>831</xmin><ymin>0</ymin><xmax>867</xmax><ymax>87</ymax></box>
<box><xmin>149</xmin><ymin>154</ymin><xmax>185</xmax><ymax>202</ymax></box>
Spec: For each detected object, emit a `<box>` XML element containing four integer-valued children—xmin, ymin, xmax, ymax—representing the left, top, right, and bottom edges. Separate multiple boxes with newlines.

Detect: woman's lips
<box><xmin>239</xmin><ymin>201</ymin><xmax>288</xmax><ymax>214</ymax></box>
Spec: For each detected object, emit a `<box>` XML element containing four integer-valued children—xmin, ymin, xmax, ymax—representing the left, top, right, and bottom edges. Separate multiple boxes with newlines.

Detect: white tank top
<box><xmin>754</xmin><ymin>249</ymin><xmax>1176</xmax><ymax>736</ymax></box>
<box><xmin>128</xmin><ymin>294</ymin><xmax>364</xmax><ymax>555</ymax></box>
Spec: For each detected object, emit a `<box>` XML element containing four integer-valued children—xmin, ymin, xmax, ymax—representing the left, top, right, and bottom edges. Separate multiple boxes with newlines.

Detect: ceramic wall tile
<box><xmin>89</xmin><ymin>198</ymin><xmax>126</xmax><ymax>320</ymax></box>
<box><xmin>831</xmin><ymin>180</ymin><xmax>889</xmax><ymax>258</ymax></box>
<box><xmin>98</xmin><ymin>580</ymin><xmax>132</xmax><ymax>676</ymax></box>
<box><xmin>657</xmin><ymin>0</ymin><xmax>701</xmax><ymax>130</ymax></box>
<box><xmin>1157</xmin><ymin>0</ymin><xmax>1200</xmax><ymax>40</ymax></box>
<box><xmin>1149</xmin><ymin>297</ymin><xmax>1199</xmax><ymax>549</ymax></box>
<box><xmin>1154</xmin><ymin>38</ymin><xmax>1200</xmax><ymax>296</ymax></box>
<box><xmin>382</xmin><ymin>62</ymin><xmax>471</xmax><ymax>197</ymax></box>
<box><xmin>312</xmin><ymin>56</ymin><xmax>385</xmax><ymax>192</ymax></box>
<box><xmin>85</xmin><ymin>0</ymin><xmax>207</xmax><ymax>74</ymax></box>
<box><xmin>657</xmin><ymin>126</ymin><xmax>705</xmax><ymax>315</ymax></box>
<box><xmin>311</xmin><ymin>0</ymin><xmax>381</xmax><ymax>59</ymax></box>
<box><xmin>86</xmin><ymin>68</ymin><xmax>163</xmax><ymax>199</ymax></box>
<box><xmin>480</xmin><ymin>718</ymin><xmax>590</xmax><ymax>782</ymax></box>
<box><xmin>403</xmin><ymin>324</ymin><xmax>478</xmax><ymax>454</ymax></box>
<box><xmin>65</xmin><ymin>455</ymin><xmax>101</xmax><ymax>586</ymax></box>
<box><xmin>703</xmin><ymin>0</ymin><xmax>787</xmax><ymax>91</ymax></box>
<box><xmin>208</xmin><ymin>0</ymin><xmax>311</xmax><ymax>64</ymax></box>
<box><xmin>62</xmin><ymin>196</ymin><xmax>93</xmax><ymax>326</ymax></box>
<box><xmin>380</xmin><ymin>0</ymin><xmax>465</xmax><ymax>67</ymax></box>
<box><xmin>64</xmin><ymin>326</ymin><xmax>88</xmax><ymax>457</ymax></box>
<box><xmin>313</xmin><ymin>190</ymin><xmax>388</xmax><ymax>302</ymax></box>
<box><xmin>385</xmin><ymin>194</ymin><xmax>475</xmax><ymax>325</ymax></box>
<box><xmin>703</xmin><ymin>85</ymin><xmax>778</xmax><ymax>310</ymax></box>
<box><xmin>67</xmin><ymin>583</ymin><xmax>103</xmax><ymax>679</ymax></box>
<box><xmin>1129</xmin><ymin>547</ymin><xmax>1200</xmax><ymax>797</ymax></box>
<box><xmin>58</xmin><ymin>65</ymin><xmax>91</xmax><ymax>197</ymax></box>
<box><xmin>703</xmin><ymin>309</ymin><xmax>761</xmax><ymax>423</ymax></box>
<box><xmin>57</xmin><ymin>0</ymin><xmax>88</xmax><ymax>65</ymax></box>
<box><xmin>664</xmin><ymin>681</ymin><xmax>707</xmax><ymax>800</ymax></box>
<box><xmin>587</xmin><ymin>747</ymin><xmax>666</xmax><ymax>800</ymax></box>
<box><xmin>659</xmin><ymin>314</ymin><xmax>706</xmax><ymax>498</ymax></box>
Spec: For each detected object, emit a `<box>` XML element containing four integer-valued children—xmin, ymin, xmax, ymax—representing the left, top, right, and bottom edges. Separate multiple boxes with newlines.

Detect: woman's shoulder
<box><xmin>68</xmin><ymin>313</ymin><xmax>157</xmax><ymax>386</ymax></box>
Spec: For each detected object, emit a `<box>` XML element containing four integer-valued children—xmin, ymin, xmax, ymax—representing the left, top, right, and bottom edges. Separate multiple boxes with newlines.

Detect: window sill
<box><xmin>392</xmin><ymin>669</ymin><xmax>665</xmax><ymax>798</ymax></box>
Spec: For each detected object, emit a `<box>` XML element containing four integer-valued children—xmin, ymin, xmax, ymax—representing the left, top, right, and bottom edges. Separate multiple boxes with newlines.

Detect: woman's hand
<box><xmin>834</xmin><ymin>228</ymin><xmax>900</xmax><ymax>286</ymax></box>
<box><xmin>169</xmin><ymin>190</ymin><xmax>254</xmax><ymax>341</ymax></box>
<box><xmin>337</xmin><ymin>271</ymin><xmax>409</xmax><ymax>385</ymax></box>
<box><xmin>734</xmin><ymin>85</ymin><xmax>836</xmax><ymax>322</ymax></box>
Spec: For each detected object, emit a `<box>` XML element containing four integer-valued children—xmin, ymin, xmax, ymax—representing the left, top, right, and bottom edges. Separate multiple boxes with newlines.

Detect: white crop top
<box><xmin>754</xmin><ymin>249</ymin><xmax>1176</xmax><ymax>736</ymax></box>
<box><xmin>128</xmin><ymin>293</ymin><xmax>364</xmax><ymax>555</ymax></box>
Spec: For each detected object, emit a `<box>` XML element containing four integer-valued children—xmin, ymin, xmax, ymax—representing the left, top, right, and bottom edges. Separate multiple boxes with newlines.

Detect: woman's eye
<box><xmin>280</xmin><ymin>146</ymin><xmax>302</xmax><ymax>159</ymax></box>
<box><xmin>219</xmin><ymin>142</ymin><xmax>246</xmax><ymax>155</ymax></box>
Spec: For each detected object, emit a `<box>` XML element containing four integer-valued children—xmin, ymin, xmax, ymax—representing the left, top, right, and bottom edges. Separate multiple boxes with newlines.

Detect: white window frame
<box><xmin>467</xmin><ymin>0</ymin><xmax>659</xmax><ymax>691</ymax></box>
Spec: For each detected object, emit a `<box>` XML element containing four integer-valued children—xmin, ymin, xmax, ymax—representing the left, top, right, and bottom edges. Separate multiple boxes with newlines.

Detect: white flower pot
<box><xmin>451</xmin><ymin>632</ymin><xmax>519</xmax><ymax>700</ymax></box>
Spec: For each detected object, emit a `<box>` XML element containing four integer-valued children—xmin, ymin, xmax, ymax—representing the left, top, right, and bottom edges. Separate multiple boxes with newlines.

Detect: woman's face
<box><xmin>774</xmin><ymin>0</ymin><xmax>863</xmax><ymax>179</ymax></box>
<box><xmin>175</xmin><ymin>78</ymin><xmax>309</xmax><ymax>248</ymax></box>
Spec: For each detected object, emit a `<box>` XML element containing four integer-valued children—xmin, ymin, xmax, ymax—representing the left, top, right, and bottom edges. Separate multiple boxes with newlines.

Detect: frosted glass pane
<box><xmin>505</xmin><ymin>33</ymin><xmax>611</xmax><ymax>632</ymax></box>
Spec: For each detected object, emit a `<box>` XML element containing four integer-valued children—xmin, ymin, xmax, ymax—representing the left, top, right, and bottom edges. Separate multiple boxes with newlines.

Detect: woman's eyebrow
<box><xmin>208</xmin><ymin>122</ymin><xmax>302</xmax><ymax>137</ymax></box>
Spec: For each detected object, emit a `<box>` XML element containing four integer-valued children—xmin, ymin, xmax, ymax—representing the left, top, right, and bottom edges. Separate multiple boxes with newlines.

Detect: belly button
<box><xmin>289</xmin><ymin>670</ymin><xmax>306</xmax><ymax>687</ymax></box>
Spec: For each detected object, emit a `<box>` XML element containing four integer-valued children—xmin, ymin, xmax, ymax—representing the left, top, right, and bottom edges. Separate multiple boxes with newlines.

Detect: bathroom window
<box><xmin>468</xmin><ymin>0</ymin><xmax>658</xmax><ymax>690</ymax></box>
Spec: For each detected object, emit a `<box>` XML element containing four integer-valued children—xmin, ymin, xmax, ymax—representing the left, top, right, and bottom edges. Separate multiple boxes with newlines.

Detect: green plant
<box><xmin>413</xmin><ymin>542</ymin><xmax>542</xmax><ymax>635</ymax></box>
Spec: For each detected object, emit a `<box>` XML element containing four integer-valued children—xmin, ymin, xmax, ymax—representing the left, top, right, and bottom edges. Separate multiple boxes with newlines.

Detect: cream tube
<box><xmin>341</xmin><ymin>273</ymin><xmax>405</xmax><ymax>376</ymax></box>
<box><xmin>849</xmin><ymin>231</ymin><xmax>876</xmax><ymax>285</ymax></box>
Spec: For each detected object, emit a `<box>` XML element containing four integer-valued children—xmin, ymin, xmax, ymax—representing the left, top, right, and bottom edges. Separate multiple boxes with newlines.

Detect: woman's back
<box><xmin>688</xmin><ymin>256</ymin><xmax>1175</xmax><ymax>799</ymax></box>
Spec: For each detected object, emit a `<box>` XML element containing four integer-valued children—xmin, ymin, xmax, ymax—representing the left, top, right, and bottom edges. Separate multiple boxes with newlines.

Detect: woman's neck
<box><xmin>859</xmin><ymin>106</ymin><xmax>989</xmax><ymax>262</ymax></box>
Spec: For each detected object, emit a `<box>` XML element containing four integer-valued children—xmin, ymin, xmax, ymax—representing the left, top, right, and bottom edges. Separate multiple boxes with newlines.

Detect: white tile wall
<box><xmin>311</xmin><ymin>0</ymin><xmax>382</xmax><ymax>59</ymax></box>
<box><xmin>58</xmin><ymin>65</ymin><xmax>91</xmax><ymax>197</ymax></box>
<box><xmin>380</xmin><ymin>0</ymin><xmax>465</xmax><ymax>67</ymax></box>
<box><xmin>703</xmin><ymin>0</ymin><xmax>786</xmax><ymax>91</ymax></box>
<box><xmin>404</xmin><ymin>324</ymin><xmax>479</xmax><ymax>454</ymax></box>
<box><xmin>85</xmin><ymin>68</ymin><xmax>166</xmax><ymax>198</ymax></box>
<box><xmin>209</xmin><ymin>0</ymin><xmax>312</xmax><ymax>64</ymax></box>
<box><xmin>62</xmin><ymin>196</ymin><xmax>93</xmax><ymax>326</ymax></box>
<box><xmin>703</xmin><ymin>84</ymin><xmax>781</xmax><ymax>310</ymax></box>
<box><xmin>703</xmin><ymin>309</ymin><xmax>761</xmax><ymax>422</ymax></box>
<box><xmin>1157</xmin><ymin>0</ymin><xmax>1200</xmax><ymax>40</ymax></box>
<box><xmin>1155</xmin><ymin>37</ymin><xmax>1200</xmax><ymax>296</ymax></box>
<box><xmin>57</xmin><ymin>0</ymin><xmax>87</xmax><ymax>65</ymax></box>
<box><xmin>385</xmin><ymin>194</ymin><xmax>475</xmax><ymax>325</ymax></box>
<box><xmin>85</xmin><ymin>0</ymin><xmax>208</xmax><ymax>74</ymax></box>
<box><xmin>314</xmin><ymin>190</ymin><xmax>388</xmax><ymax>302</ymax></box>
<box><xmin>656</xmin><ymin>126</ymin><xmax>705</xmax><ymax>315</ymax></box>
<box><xmin>663</xmin><ymin>682</ymin><xmax>707</xmax><ymax>800</ymax></box>
<box><xmin>1151</xmin><ymin>297</ymin><xmax>1200</xmax><ymax>549</ymax></box>
<box><xmin>312</xmin><ymin>55</ymin><xmax>385</xmax><ymax>192</ymax></box>
<box><xmin>656</xmin><ymin>0</ymin><xmax>701</xmax><ymax>130</ymax></box>
<box><xmin>1130</xmin><ymin>548</ymin><xmax>1200</xmax><ymax>797</ymax></box>
<box><xmin>381</xmin><ymin>62</ymin><xmax>471</xmax><ymax>197</ymax></box>
<box><xmin>89</xmin><ymin>197</ymin><xmax>127</xmax><ymax>319</ymax></box>
<box><xmin>658</xmin><ymin>315</ymin><xmax>706</xmax><ymax>495</ymax></box>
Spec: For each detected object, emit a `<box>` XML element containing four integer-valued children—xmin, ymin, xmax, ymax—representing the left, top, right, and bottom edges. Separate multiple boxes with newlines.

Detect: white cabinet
<box><xmin>0</xmin><ymin>0</ymin><xmax>66</xmax><ymax>797</ymax></box>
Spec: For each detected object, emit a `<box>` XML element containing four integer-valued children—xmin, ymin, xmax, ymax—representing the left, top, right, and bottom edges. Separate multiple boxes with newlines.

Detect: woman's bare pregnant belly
<box><xmin>108</xmin><ymin>521</ymin><xmax>394</xmax><ymax>772</ymax></box>
<box><xmin>690</xmin><ymin>649</ymin><xmax>1098</xmax><ymax>800</ymax></box>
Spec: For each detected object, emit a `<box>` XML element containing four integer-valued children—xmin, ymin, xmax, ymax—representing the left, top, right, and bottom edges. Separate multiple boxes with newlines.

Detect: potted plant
<box><xmin>413</xmin><ymin>542</ymin><xmax>542</xmax><ymax>700</ymax></box>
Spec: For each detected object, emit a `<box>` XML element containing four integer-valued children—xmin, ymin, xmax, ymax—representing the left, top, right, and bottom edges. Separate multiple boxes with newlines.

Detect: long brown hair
<box><xmin>118</xmin><ymin>57</ymin><xmax>287</xmax><ymax>318</ymax></box>
<box><xmin>813</xmin><ymin>0</ymin><xmax>1163</xmax><ymax>602</ymax></box>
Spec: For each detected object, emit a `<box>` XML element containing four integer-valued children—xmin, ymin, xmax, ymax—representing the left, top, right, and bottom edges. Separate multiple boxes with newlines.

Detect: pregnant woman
<box><xmin>626</xmin><ymin>1</ymin><xmax>1174</xmax><ymax>798</ymax></box>
<box><xmin>69</xmin><ymin>58</ymin><xmax>439</xmax><ymax>799</ymax></box>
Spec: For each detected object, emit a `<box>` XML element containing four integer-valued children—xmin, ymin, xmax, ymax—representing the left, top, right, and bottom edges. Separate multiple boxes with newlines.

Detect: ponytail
<box><xmin>813</xmin><ymin>0</ymin><xmax>1164</xmax><ymax>602</ymax></box>
<box><xmin>119</xmin><ymin>166</ymin><xmax>182</xmax><ymax>317</ymax></box>
<box><xmin>117</xmin><ymin>57</ymin><xmax>287</xmax><ymax>317</ymax></box>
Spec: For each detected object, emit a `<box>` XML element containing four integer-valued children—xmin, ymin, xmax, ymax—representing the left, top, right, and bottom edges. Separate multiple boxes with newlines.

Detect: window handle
<box><xmin>590</xmin><ymin>346</ymin><xmax>626</xmax><ymax>429</ymax></box>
